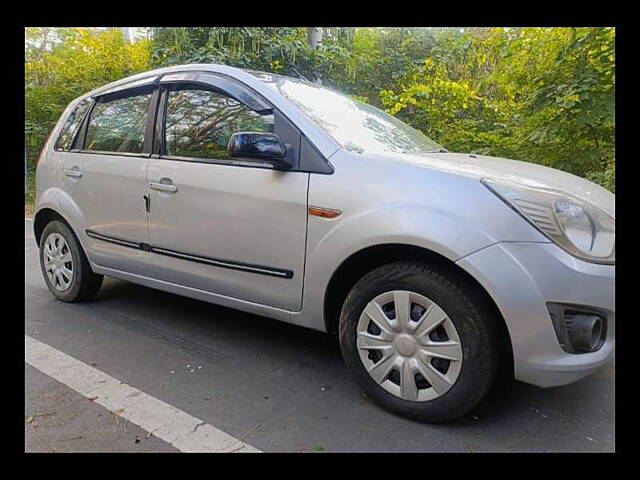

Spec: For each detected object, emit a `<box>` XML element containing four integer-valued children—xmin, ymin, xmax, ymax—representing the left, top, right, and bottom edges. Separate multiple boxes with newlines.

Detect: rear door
<box><xmin>61</xmin><ymin>83</ymin><xmax>158</xmax><ymax>276</ymax></box>
<box><xmin>146</xmin><ymin>74</ymin><xmax>309</xmax><ymax>311</ymax></box>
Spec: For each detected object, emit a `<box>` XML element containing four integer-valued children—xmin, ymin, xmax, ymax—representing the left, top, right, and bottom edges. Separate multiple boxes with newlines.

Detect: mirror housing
<box><xmin>228</xmin><ymin>132</ymin><xmax>293</xmax><ymax>170</ymax></box>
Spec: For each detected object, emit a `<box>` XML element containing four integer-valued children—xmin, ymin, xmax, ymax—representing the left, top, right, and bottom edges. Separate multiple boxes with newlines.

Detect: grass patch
<box><xmin>25</xmin><ymin>166</ymin><xmax>36</xmax><ymax>218</ymax></box>
<box><xmin>25</xmin><ymin>200</ymin><xmax>34</xmax><ymax>218</ymax></box>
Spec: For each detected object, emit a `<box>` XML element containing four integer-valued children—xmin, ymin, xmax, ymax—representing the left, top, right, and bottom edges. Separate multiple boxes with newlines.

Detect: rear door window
<box><xmin>54</xmin><ymin>99</ymin><xmax>92</xmax><ymax>151</ymax></box>
<box><xmin>84</xmin><ymin>93</ymin><xmax>152</xmax><ymax>154</ymax></box>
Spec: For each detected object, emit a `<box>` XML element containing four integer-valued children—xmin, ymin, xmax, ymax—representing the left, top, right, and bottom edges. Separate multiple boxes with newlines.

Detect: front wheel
<box><xmin>39</xmin><ymin>220</ymin><xmax>103</xmax><ymax>302</ymax></box>
<box><xmin>339</xmin><ymin>261</ymin><xmax>500</xmax><ymax>423</ymax></box>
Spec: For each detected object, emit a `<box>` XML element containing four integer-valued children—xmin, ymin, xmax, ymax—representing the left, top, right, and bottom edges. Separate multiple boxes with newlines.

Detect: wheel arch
<box><xmin>34</xmin><ymin>208</ymin><xmax>68</xmax><ymax>246</ymax></box>
<box><xmin>323</xmin><ymin>243</ymin><xmax>514</xmax><ymax>375</ymax></box>
<box><xmin>34</xmin><ymin>204</ymin><xmax>86</xmax><ymax>253</ymax></box>
<box><xmin>34</xmin><ymin>187</ymin><xmax>87</xmax><ymax>246</ymax></box>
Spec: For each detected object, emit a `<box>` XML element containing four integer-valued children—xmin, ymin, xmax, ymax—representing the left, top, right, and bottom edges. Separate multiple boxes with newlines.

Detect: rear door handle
<box><xmin>63</xmin><ymin>166</ymin><xmax>82</xmax><ymax>178</ymax></box>
<box><xmin>149</xmin><ymin>180</ymin><xmax>177</xmax><ymax>193</ymax></box>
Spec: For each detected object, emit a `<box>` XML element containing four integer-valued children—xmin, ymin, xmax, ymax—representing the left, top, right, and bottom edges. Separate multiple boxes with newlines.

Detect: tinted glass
<box><xmin>164</xmin><ymin>89</ymin><xmax>274</xmax><ymax>160</ymax></box>
<box><xmin>55</xmin><ymin>99</ymin><xmax>92</xmax><ymax>151</ymax></box>
<box><xmin>251</xmin><ymin>71</ymin><xmax>444</xmax><ymax>155</ymax></box>
<box><xmin>85</xmin><ymin>93</ymin><xmax>152</xmax><ymax>153</ymax></box>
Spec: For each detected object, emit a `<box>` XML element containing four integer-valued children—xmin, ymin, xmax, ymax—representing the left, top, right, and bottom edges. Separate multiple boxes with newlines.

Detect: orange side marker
<box><xmin>309</xmin><ymin>206</ymin><xmax>342</xmax><ymax>219</ymax></box>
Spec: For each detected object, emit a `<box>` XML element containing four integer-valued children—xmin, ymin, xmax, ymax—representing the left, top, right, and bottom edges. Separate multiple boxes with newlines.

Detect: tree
<box><xmin>378</xmin><ymin>27</ymin><xmax>615</xmax><ymax>191</ymax></box>
<box><xmin>306</xmin><ymin>27</ymin><xmax>323</xmax><ymax>83</ymax></box>
<box><xmin>25</xmin><ymin>28</ymin><xmax>151</xmax><ymax>168</ymax></box>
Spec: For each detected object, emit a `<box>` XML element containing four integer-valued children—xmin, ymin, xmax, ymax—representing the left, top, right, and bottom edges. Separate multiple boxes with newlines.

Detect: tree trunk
<box><xmin>307</xmin><ymin>27</ymin><xmax>323</xmax><ymax>49</ymax></box>
<box><xmin>120</xmin><ymin>27</ymin><xmax>132</xmax><ymax>44</ymax></box>
<box><xmin>306</xmin><ymin>27</ymin><xmax>323</xmax><ymax>85</ymax></box>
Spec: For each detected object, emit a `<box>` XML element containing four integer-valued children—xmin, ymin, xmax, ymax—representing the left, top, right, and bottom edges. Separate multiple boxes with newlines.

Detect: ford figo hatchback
<box><xmin>34</xmin><ymin>64</ymin><xmax>615</xmax><ymax>422</ymax></box>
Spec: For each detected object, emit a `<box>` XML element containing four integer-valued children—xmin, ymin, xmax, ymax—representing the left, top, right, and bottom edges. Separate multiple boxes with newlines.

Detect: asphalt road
<box><xmin>25</xmin><ymin>219</ymin><xmax>615</xmax><ymax>452</ymax></box>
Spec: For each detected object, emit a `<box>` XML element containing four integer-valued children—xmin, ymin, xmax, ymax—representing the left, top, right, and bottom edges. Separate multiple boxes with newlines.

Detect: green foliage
<box><xmin>149</xmin><ymin>27</ymin><xmax>350</xmax><ymax>82</ymax></box>
<box><xmin>338</xmin><ymin>28</ymin><xmax>438</xmax><ymax>107</ymax></box>
<box><xmin>25</xmin><ymin>27</ymin><xmax>615</xmax><ymax>194</ymax></box>
<box><xmin>377</xmin><ymin>27</ymin><xmax>615</xmax><ymax>191</ymax></box>
<box><xmin>25</xmin><ymin>27</ymin><xmax>151</xmax><ymax>168</ymax></box>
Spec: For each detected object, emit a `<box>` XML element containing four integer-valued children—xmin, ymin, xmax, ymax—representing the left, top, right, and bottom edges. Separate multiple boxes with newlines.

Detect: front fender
<box><xmin>294</xmin><ymin>203</ymin><xmax>502</xmax><ymax>331</ymax></box>
<box><xmin>292</xmin><ymin>151</ymin><xmax>550</xmax><ymax>332</ymax></box>
<box><xmin>311</xmin><ymin>203</ymin><xmax>495</xmax><ymax>264</ymax></box>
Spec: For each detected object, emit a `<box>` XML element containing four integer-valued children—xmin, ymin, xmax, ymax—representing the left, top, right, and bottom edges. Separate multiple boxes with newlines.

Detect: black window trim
<box><xmin>153</xmin><ymin>153</ymin><xmax>295</xmax><ymax>171</ymax></box>
<box><xmin>71</xmin><ymin>150</ymin><xmax>151</xmax><ymax>159</ymax></box>
<box><xmin>155</xmin><ymin>79</ymin><xmax>281</xmax><ymax>167</ymax></box>
<box><xmin>70</xmin><ymin>98</ymin><xmax>96</xmax><ymax>152</ymax></box>
<box><xmin>92</xmin><ymin>75</ymin><xmax>159</xmax><ymax>103</ymax></box>
<box><xmin>54</xmin><ymin>99</ymin><xmax>93</xmax><ymax>153</ymax></box>
<box><xmin>72</xmin><ymin>85</ymin><xmax>158</xmax><ymax>157</ymax></box>
<box><xmin>158</xmin><ymin>71</ymin><xmax>272</xmax><ymax>114</ymax></box>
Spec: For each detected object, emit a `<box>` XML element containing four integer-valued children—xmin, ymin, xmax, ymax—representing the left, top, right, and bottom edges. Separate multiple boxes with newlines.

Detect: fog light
<box><xmin>547</xmin><ymin>303</ymin><xmax>607</xmax><ymax>354</ymax></box>
<box><xmin>566</xmin><ymin>314</ymin><xmax>605</xmax><ymax>352</ymax></box>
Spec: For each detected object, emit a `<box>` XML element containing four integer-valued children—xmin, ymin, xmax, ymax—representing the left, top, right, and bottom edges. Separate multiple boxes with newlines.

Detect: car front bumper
<box><xmin>456</xmin><ymin>241</ymin><xmax>615</xmax><ymax>388</ymax></box>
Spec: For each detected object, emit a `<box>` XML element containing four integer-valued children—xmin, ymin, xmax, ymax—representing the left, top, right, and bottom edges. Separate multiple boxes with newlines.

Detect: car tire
<box><xmin>39</xmin><ymin>220</ymin><xmax>103</xmax><ymax>302</ymax></box>
<box><xmin>339</xmin><ymin>261</ymin><xmax>500</xmax><ymax>423</ymax></box>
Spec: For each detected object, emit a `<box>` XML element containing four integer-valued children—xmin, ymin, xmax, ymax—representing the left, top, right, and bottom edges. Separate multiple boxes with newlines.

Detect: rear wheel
<box><xmin>39</xmin><ymin>220</ymin><xmax>103</xmax><ymax>302</ymax></box>
<box><xmin>339</xmin><ymin>261</ymin><xmax>500</xmax><ymax>423</ymax></box>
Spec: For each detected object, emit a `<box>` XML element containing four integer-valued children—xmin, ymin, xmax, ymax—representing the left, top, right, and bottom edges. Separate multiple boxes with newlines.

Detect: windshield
<box><xmin>250</xmin><ymin>71</ymin><xmax>444</xmax><ymax>155</ymax></box>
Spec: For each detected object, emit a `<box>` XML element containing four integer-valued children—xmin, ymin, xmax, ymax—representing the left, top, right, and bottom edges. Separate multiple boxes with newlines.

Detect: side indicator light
<box><xmin>309</xmin><ymin>206</ymin><xmax>342</xmax><ymax>219</ymax></box>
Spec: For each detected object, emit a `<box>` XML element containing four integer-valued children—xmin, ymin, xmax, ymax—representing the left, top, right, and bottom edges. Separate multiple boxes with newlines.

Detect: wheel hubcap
<box><xmin>356</xmin><ymin>290</ymin><xmax>463</xmax><ymax>402</ymax></box>
<box><xmin>43</xmin><ymin>233</ymin><xmax>73</xmax><ymax>292</ymax></box>
<box><xmin>394</xmin><ymin>334</ymin><xmax>417</xmax><ymax>357</ymax></box>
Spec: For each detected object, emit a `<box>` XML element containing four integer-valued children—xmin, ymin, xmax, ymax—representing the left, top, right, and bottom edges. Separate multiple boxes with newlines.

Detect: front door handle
<box><xmin>149</xmin><ymin>180</ymin><xmax>177</xmax><ymax>193</ymax></box>
<box><xmin>63</xmin><ymin>166</ymin><xmax>82</xmax><ymax>178</ymax></box>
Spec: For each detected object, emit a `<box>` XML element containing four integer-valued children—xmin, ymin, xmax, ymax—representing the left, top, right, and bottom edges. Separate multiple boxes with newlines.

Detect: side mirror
<box><xmin>228</xmin><ymin>132</ymin><xmax>293</xmax><ymax>170</ymax></box>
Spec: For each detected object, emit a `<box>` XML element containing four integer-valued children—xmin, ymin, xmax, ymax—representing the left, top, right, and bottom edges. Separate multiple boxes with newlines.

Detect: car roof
<box><xmin>79</xmin><ymin>64</ymin><xmax>251</xmax><ymax>100</ymax></box>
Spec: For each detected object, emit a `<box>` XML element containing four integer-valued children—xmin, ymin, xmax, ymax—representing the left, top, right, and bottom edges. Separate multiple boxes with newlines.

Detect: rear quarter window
<box><xmin>54</xmin><ymin>99</ymin><xmax>92</xmax><ymax>151</ymax></box>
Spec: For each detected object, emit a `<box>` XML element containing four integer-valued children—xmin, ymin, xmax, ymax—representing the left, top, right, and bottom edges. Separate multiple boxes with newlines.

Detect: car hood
<box><xmin>377</xmin><ymin>151</ymin><xmax>615</xmax><ymax>219</ymax></box>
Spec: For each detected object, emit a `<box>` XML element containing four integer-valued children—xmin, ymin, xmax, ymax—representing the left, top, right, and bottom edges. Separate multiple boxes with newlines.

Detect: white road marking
<box><xmin>25</xmin><ymin>335</ymin><xmax>261</xmax><ymax>453</ymax></box>
<box><xmin>25</xmin><ymin>217</ymin><xmax>33</xmax><ymax>221</ymax></box>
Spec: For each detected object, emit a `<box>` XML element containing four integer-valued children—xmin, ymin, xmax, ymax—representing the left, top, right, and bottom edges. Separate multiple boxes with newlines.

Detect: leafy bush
<box><xmin>25</xmin><ymin>28</ymin><xmax>150</xmax><ymax>168</ymax></box>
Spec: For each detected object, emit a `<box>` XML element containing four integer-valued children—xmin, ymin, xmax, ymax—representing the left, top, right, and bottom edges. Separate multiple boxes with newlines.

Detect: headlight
<box><xmin>482</xmin><ymin>179</ymin><xmax>615</xmax><ymax>264</ymax></box>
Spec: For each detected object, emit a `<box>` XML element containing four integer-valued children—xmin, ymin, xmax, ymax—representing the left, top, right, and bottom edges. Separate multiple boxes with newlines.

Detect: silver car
<box><xmin>34</xmin><ymin>64</ymin><xmax>615</xmax><ymax>422</ymax></box>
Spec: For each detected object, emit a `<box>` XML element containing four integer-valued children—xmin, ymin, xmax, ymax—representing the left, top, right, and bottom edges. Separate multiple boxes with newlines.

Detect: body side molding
<box><xmin>85</xmin><ymin>230</ymin><xmax>293</xmax><ymax>279</ymax></box>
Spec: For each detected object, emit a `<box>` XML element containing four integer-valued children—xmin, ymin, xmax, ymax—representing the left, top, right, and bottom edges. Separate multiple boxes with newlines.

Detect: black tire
<box><xmin>339</xmin><ymin>261</ymin><xmax>500</xmax><ymax>423</ymax></box>
<box><xmin>39</xmin><ymin>220</ymin><xmax>103</xmax><ymax>302</ymax></box>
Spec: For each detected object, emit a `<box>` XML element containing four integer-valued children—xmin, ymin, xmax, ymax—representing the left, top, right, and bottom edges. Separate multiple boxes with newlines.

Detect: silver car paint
<box><xmin>146</xmin><ymin>159</ymin><xmax>309</xmax><ymax>311</ymax></box>
<box><xmin>62</xmin><ymin>152</ymin><xmax>152</xmax><ymax>276</ymax></box>
<box><xmin>458</xmin><ymin>242</ymin><xmax>614</xmax><ymax>387</ymax></box>
<box><xmin>35</xmin><ymin>63</ymin><xmax>615</xmax><ymax>389</ymax></box>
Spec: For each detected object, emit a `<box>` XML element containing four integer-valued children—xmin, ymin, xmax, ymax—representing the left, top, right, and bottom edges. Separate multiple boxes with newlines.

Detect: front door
<box><xmin>147</xmin><ymin>84</ymin><xmax>309</xmax><ymax>311</ymax></box>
